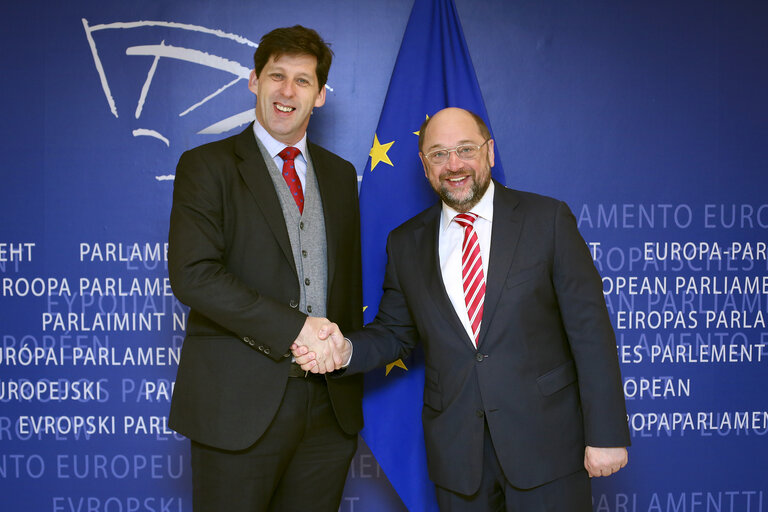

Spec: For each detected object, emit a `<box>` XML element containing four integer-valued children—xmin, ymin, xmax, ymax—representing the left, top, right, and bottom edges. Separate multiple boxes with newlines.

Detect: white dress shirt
<box><xmin>438</xmin><ymin>181</ymin><xmax>495</xmax><ymax>345</ymax></box>
<box><xmin>253</xmin><ymin>120</ymin><xmax>309</xmax><ymax>191</ymax></box>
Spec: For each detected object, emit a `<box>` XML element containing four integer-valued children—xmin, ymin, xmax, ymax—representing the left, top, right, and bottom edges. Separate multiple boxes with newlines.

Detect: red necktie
<box><xmin>278</xmin><ymin>146</ymin><xmax>304</xmax><ymax>214</ymax></box>
<box><xmin>454</xmin><ymin>212</ymin><xmax>485</xmax><ymax>347</ymax></box>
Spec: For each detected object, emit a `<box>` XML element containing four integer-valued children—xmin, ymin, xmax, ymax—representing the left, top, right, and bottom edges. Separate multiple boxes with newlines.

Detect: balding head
<box><xmin>418</xmin><ymin>108</ymin><xmax>491</xmax><ymax>153</ymax></box>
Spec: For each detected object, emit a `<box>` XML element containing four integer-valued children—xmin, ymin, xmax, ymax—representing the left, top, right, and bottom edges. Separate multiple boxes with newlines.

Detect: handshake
<box><xmin>290</xmin><ymin>316</ymin><xmax>352</xmax><ymax>374</ymax></box>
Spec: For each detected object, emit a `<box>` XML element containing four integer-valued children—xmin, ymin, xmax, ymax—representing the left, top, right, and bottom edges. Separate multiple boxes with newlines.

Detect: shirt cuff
<box><xmin>342</xmin><ymin>337</ymin><xmax>353</xmax><ymax>368</ymax></box>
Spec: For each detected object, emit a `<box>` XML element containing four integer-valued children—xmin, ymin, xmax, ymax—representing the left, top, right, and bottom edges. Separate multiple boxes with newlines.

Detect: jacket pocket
<box><xmin>536</xmin><ymin>359</ymin><xmax>577</xmax><ymax>396</ymax></box>
<box><xmin>505</xmin><ymin>262</ymin><xmax>545</xmax><ymax>289</ymax></box>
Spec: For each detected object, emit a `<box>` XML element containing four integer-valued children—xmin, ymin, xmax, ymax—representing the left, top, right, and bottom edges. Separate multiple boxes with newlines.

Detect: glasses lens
<box><xmin>429</xmin><ymin>150</ymin><xmax>449</xmax><ymax>164</ymax></box>
<box><xmin>456</xmin><ymin>145</ymin><xmax>478</xmax><ymax>160</ymax></box>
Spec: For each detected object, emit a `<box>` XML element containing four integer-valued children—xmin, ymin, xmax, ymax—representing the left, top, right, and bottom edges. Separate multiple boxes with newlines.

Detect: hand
<box><xmin>584</xmin><ymin>446</ymin><xmax>628</xmax><ymax>477</ymax></box>
<box><xmin>290</xmin><ymin>317</ymin><xmax>350</xmax><ymax>374</ymax></box>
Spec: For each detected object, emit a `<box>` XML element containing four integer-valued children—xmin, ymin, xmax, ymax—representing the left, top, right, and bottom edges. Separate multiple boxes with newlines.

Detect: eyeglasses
<box><xmin>423</xmin><ymin>139</ymin><xmax>490</xmax><ymax>165</ymax></box>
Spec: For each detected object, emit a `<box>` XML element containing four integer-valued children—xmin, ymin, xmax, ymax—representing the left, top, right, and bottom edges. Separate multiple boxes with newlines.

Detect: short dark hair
<box><xmin>418</xmin><ymin>109</ymin><xmax>491</xmax><ymax>152</ymax></box>
<box><xmin>253</xmin><ymin>25</ymin><xmax>333</xmax><ymax>90</ymax></box>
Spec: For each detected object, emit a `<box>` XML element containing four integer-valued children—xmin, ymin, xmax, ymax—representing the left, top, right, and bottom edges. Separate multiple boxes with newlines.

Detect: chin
<box><xmin>442</xmin><ymin>193</ymin><xmax>476</xmax><ymax>212</ymax></box>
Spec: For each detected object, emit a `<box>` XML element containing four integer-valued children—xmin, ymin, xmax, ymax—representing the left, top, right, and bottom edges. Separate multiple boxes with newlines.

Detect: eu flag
<box><xmin>359</xmin><ymin>0</ymin><xmax>506</xmax><ymax>509</ymax></box>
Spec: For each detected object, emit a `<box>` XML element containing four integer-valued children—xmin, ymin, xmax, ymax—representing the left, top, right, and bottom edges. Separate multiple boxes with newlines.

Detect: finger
<box><xmin>292</xmin><ymin>344</ymin><xmax>309</xmax><ymax>356</ymax></box>
<box><xmin>596</xmin><ymin>464</ymin><xmax>615</xmax><ymax>477</ymax></box>
<box><xmin>320</xmin><ymin>355</ymin><xmax>333</xmax><ymax>373</ymax></box>
<box><xmin>330</xmin><ymin>347</ymin><xmax>343</xmax><ymax>369</ymax></box>
<box><xmin>329</xmin><ymin>330</ymin><xmax>344</xmax><ymax>347</ymax></box>
<box><xmin>294</xmin><ymin>352</ymin><xmax>315</xmax><ymax>365</ymax></box>
<box><xmin>299</xmin><ymin>360</ymin><xmax>316</xmax><ymax>372</ymax></box>
<box><xmin>321</xmin><ymin>345</ymin><xmax>333</xmax><ymax>364</ymax></box>
<box><xmin>320</xmin><ymin>323</ymin><xmax>340</xmax><ymax>341</ymax></box>
<box><xmin>318</xmin><ymin>322</ymin><xmax>337</xmax><ymax>341</ymax></box>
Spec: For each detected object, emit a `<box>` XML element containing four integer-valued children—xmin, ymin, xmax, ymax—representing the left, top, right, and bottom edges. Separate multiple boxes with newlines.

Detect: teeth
<box><xmin>275</xmin><ymin>104</ymin><xmax>294</xmax><ymax>113</ymax></box>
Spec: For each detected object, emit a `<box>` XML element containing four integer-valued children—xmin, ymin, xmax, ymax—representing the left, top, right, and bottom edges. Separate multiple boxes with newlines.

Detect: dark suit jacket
<box><xmin>168</xmin><ymin>124</ymin><xmax>363</xmax><ymax>451</ymax></box>
<box><xmin>347</xmin><ymin>182</ymin><xmax>629</xmax><ymax>494</ymax></box>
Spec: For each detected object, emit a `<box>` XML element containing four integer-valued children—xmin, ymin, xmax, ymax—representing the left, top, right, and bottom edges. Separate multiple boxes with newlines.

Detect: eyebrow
<box><xmin>425</xmin><ymin>139</ymin><xmax>478</xmax><ymax>152</ymax></box>
<box><xmin>266</xmin><ymin>65</ymin><xmax>314</xmax><ymax>80</ymax></box>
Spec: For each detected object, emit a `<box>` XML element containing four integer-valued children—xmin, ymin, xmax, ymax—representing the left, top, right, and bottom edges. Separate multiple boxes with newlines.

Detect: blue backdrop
<box><xmin>1</xmin><ymin>1</ymin><xmax>766</xmax><ymax>510</ymax></box>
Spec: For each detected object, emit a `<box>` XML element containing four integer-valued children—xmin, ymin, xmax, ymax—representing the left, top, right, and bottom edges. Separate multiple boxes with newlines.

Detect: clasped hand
<box><xmin>290</xmin><ymin>317</ymin><xmax>350</xmax><ymax>374</ymax></box>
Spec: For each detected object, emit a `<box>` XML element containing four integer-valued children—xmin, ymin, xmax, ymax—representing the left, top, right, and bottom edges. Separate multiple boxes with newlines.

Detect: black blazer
<box><xmin>347</xmin><ymin>182</ymin><xmax>629</xmax><ymax>493</ymax></box>
<box><xmin>168</xmin><ymin>124</ymin><xmax>363</xmax><ymax>450</ymax></box>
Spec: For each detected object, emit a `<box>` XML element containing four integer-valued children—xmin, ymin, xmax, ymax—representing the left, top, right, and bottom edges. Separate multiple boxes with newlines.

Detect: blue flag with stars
<box><xmin>359</xmin><ymin>0</ymin><xmax>506</xmax><ymax>509</ymax></box>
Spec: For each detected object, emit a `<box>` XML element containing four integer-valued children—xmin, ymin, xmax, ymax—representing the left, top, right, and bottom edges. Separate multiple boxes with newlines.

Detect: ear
<box><xmin>314</xmin><ymin>85</ymin><xmax>327</xmax><ymax>108</ymax></box>
<box><xmin>248</xmin><ymin>69</ymin><xmax>258</xmax><ymax>95</ymax></box>
<box><xmin>419</xmin><ymin>153</ymin><xmax>428</xmax><ymax>178</ymax></box>
<box><xmin>487</xmin><ymin>139</ymin><xmax>495</xmax><ymax>168</ymax></box>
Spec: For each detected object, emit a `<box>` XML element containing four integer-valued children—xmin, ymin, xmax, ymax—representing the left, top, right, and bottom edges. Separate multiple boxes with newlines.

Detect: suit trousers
<box><xmin>435</xmin><ymin>421</ymin><xmax>592</xmax><ymax>512</ymax></box>
<box><xmin>190</xmin><ymin>376</ymin><xmax>357</xmax><ymax>512</ymax></box>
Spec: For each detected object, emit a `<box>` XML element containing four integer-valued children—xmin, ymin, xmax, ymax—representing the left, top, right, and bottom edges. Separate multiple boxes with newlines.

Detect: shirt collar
<box><xmin>440</xmin><ymin>180</ymin><xmax>495</xmax><ymax>233</ymax></box>
<box><xmin>253</xmin><ymin>119</ymin><xmax>308</xmax><ymax>161</ymax></box>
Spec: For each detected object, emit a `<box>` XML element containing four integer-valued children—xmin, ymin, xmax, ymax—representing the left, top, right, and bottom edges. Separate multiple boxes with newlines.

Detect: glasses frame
<box><xmin>423</xmin><ymin>139</ymin><xmax>491</xmax><ymax>165</ymax></box>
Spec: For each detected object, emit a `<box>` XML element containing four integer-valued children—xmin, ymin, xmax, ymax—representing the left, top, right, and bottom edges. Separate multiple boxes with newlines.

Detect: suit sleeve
<box><xmin>346</xmin><ymin>232</ymin><xmax>420</xmax><ymax>374</ymax></box>
<box><xmin>168</xmin><ymin>149</ymin><xmax>305</xmax><ymax>360</ymax></box>
<box><xmin>552</xmin><ymin>201</ymin><xmax>631</xmax><ymax>447</ymax></box>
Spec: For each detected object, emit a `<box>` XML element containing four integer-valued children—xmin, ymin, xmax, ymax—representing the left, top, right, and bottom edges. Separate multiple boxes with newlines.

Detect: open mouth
<box><xmin>274</xmin><ymin>103</ymin><xmax>296</xmax><ymax>113</ymax></box>
<box><xmin>445</xmin><ymin>175</ymin><xmax>469</xmax><ymax>184</ymax></box>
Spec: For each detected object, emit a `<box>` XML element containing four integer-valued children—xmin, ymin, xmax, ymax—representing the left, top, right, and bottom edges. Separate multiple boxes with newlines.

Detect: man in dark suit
<box><xmin>168</xmin><ymin>25</ymin><xmax>362</xmax><ymax>511</ymax></box>
<box><xmin>298</xmin><ymin>107</ymin><xmax>630</xmax><ymax>510</ymax></box>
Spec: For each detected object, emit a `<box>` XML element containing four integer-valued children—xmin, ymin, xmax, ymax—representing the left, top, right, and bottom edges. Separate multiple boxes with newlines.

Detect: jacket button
<box><xmin>475</xmin><ymin>353</ymin><xmax>485</xmax><ymax>362</ymax></box>
<box><xmin>263</xmin><ymin>347</ymin><xmax>271</xmax><ymax>355</ymax></box>
<box><xmin>289</xmin><ymin>299</ymin><xmax>298</xmax><ymax>308</ymax></box>
<box><xmin>475</xmin><ymin>409</ymin><xmax>484</xmax><ymax>418</ymax></box>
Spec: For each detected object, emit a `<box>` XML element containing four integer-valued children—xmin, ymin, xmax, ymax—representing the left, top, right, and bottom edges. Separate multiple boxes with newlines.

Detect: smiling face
<box><xmin>420</xmin><ymin>108</ymin><xmax>494</xmax><ymax>212</ymax></box>
<box><xmin>248</xmin><ymin>53</ymin><xmax>327</xmax><ymax>145</ymax></box>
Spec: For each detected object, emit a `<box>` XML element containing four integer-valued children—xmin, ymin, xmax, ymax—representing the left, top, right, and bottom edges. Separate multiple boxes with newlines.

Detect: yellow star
<box><xmin>369</xmin><ymin>134</ymin><xmax>394</xmax><ymax>171</ymax></box>
<box><xmin>413</xmin><ymin>114</ymin><xmax>430</xmax><ymax>136</ymax></box>
<box><xmin>385</xmin><ymin>358</ymin><xmax>408</xmax><ymax>376</ymax></box>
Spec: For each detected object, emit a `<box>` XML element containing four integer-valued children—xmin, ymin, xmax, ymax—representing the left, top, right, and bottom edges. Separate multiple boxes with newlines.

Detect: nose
<box><xmin>279</xmin><ymin>80</ymin><xmax>296</xmax><ymax>98</ymax></box>
<box><xmin>445</xmin><ymin>149</ymin><xmax>463</xmax><ymax>170</ymax></box>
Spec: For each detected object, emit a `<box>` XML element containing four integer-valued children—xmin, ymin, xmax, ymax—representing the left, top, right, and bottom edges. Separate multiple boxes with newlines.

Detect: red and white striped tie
<box><xmin>454</xmin><ymin>212</ymin><xmax>485</xmax><ymax>347</ymax></box>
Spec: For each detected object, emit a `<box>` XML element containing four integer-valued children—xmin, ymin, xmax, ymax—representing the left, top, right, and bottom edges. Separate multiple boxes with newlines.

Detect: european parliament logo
<box><xmin>82</xmin><ymin>19</ymin><xmax>333</xmax><ymax>181</ymax></box>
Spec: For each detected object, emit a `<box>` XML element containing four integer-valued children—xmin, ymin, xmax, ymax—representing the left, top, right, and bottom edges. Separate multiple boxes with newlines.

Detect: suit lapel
<box><xmin>234</xmin><ymin>125</ymin><xmax>295</xmax><ymax>272</ymax></box>
<box><xmin>477</xmin><ymin>183</ymin><xmax>523</xmax><ymax>347</ymax></box>
<box><xmin>414</xmin><ymin>205</ymin><xmax>476</xmax><ymax>348</ymax></box>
